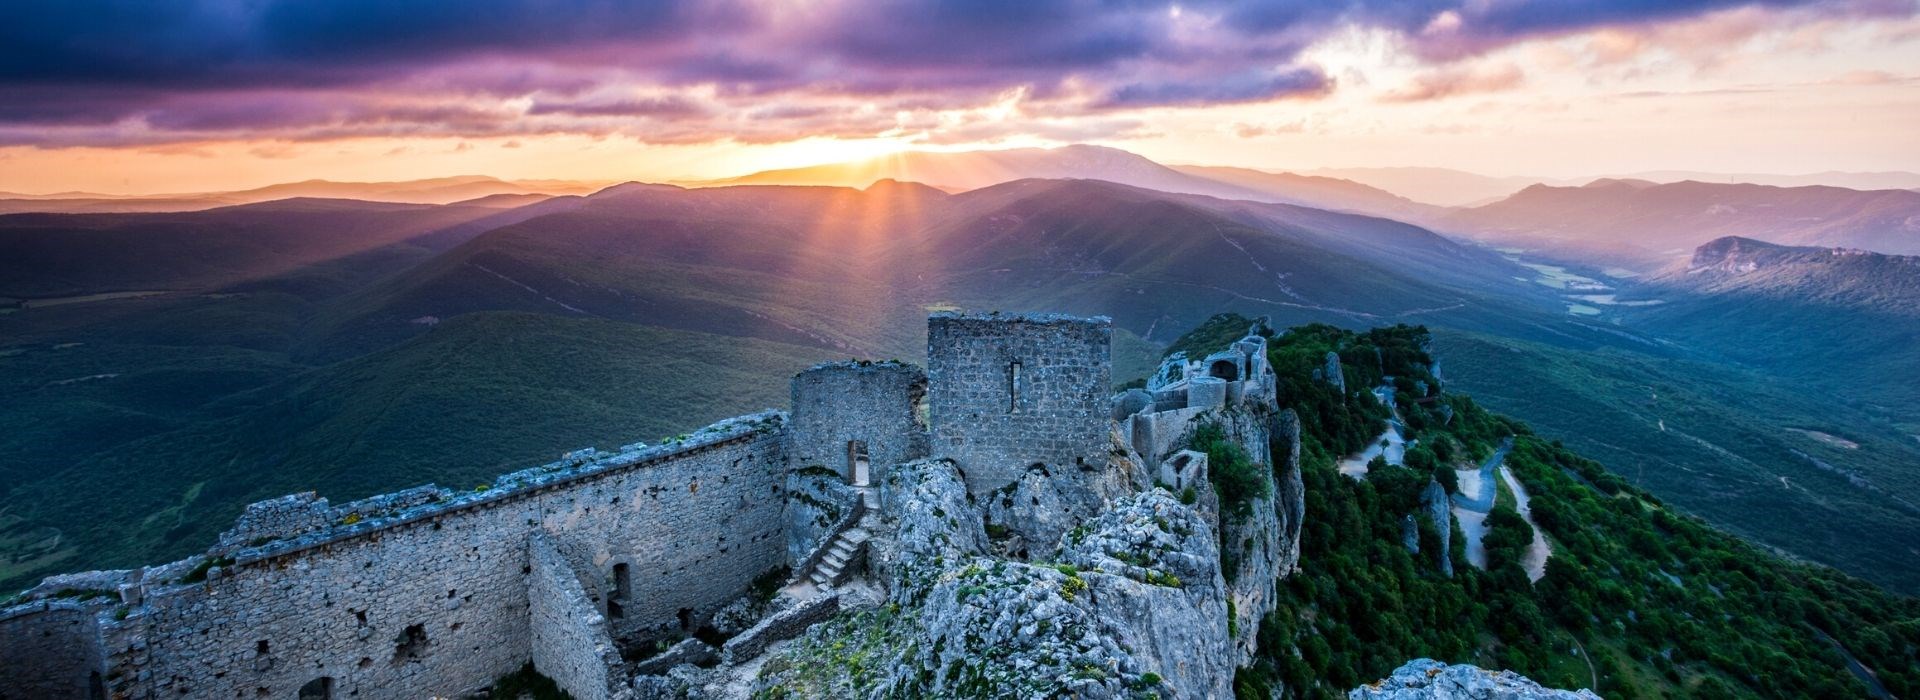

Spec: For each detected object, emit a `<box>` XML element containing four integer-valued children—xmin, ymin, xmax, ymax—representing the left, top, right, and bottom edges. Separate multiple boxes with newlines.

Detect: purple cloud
<box><xmin>0</xmin><ymin>0</ymin><xmax>1904</xmax><ymax>146</ymax></box>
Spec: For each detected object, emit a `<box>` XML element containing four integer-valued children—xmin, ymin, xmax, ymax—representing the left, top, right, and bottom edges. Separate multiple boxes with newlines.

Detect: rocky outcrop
<box><xmin>1273</xmin><ymin>409</ymin><xmax>1305</xmax><ymax>575</ymax></box>
<box><xmin>872</xmin><ymin>457</ymin><xmax>990</xmax><ymax>602</ymax></box>
<box><xmin>1189</xmin><ymin>402</ymin><xmax>1302</xmax><ymax>666</ymax></box>
<box><xmin>1321</xmin><ymin>351</ymin><xmax>1347</xmax><ymax>394</ymax></box>
<box><xmin>982</xmin><ymin>464</ymin><xmax>1080</xmax><ymax>559</ymax></box>
<box><xmin>1350</xmin><ymin>659</ymin><xmax>1599</xmax><ymax>699</ymax></box>
<box><xmin>1058</xmin><ymin>491</ymin><xmax>1234</xmax><ymax>699</ymax></box>
<box><xmin>785</xmin><ymin>469</ymin><xmax>857</xmax><ymax>565</ymax></box>
<box><xmin>1422</xmin><ymin>481</ymin><xmax>1454</xmax><ymax>577</ymax></box>
<box><xmin>763</xmin><ymin>460</ymin><xmax>1237</xmax><ymax>698</ymax></box>
<box><xmin>903</xmin><ymin>558</ymin><xmax>1171</xmax><ymax>698</ymax></box>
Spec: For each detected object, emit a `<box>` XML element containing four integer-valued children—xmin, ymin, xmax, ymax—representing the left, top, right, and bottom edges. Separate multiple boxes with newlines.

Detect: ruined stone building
<box><xmin>0</xmin><ymin>311</ymin><xmax>1292</xmax><ymax>700</ymax></box>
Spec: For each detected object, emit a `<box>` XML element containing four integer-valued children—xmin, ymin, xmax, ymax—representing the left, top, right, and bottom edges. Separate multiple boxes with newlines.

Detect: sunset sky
<box><xmin>3</xmin><ymin>0</ymin><xmax>1918</xmax><ymax>194</ymax></box>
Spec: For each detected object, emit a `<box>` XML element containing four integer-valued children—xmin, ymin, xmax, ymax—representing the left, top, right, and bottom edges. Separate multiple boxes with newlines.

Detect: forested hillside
<box><xmin>1153</xmin><ymin>317</ymin><xmax>1920</xmax><ymax>699</ymax></box>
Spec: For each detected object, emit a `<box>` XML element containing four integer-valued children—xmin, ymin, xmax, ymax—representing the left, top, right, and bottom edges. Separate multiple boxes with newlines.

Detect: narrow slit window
<box><xmin>1009</xmin><ymin>361</ymin><xmax>1022</xmax><ymax>414</ymax></box>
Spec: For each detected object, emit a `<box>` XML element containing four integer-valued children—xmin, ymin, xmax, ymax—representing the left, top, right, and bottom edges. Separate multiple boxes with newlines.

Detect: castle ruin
<box><xmin>0</xmin><ymin>311</ymin><xmax>1286</xmax><ymax>700</ymax></box>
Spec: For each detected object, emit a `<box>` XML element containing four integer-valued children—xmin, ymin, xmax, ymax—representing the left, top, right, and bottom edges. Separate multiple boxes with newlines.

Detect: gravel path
<box><xmin>1451</xmin><ymin>438</ymin><xmax>1514</xmax><ymax>571</ymax></box>
<box><xmin>1338</xmin><ymin>386</ymin><xmax>1406</xmax><ymax>479</ymax></box>
<box><xmin>1500</xmin><ymin>466</ymin><xmax>1553</xmax><ymax>582</ymax></box>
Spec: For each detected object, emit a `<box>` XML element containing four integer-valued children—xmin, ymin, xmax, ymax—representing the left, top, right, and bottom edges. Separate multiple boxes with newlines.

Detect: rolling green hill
<box><xmin>1619</xmin><ymin>237</ymin><xmax>1920</xmax><ymax>429</ymax></box>
<box><xmin>1433</xmin><ymin>328</ymin><xmax>1920</xmax><ymax>594</ymax></box>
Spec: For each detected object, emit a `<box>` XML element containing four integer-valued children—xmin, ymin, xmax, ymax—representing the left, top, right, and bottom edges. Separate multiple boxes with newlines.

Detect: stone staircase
<box><xmin>791</xmin><ymin>488</ymin><xmax>878</xmax><ymax>591</ymax></box>
<box><xmin>808</xmin><ymin>526</ymin><xmax>871</xmax><ymax>588</ymax></box>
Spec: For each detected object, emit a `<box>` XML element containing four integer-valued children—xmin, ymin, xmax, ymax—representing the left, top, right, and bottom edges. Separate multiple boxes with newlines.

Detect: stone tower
<box><xmin>788</xmin><ymin>361</ymin><xmax>930</xmax><ymax>486</ymax></box>
<box><xmin>925</xmin><ymin>312</ymin><xmax>1112</xmax><ymax>496</ymax></box>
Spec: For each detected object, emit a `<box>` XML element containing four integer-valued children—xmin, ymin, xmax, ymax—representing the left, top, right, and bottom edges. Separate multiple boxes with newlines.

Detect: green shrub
<box><xmin>1192</xmin><ymin>423</ymin><xmax>1268</xmax><ymax>516</ymax></box>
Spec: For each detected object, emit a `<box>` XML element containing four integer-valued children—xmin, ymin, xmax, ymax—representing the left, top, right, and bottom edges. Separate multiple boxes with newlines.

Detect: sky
<box><xmin>2</xmin><ymin>0</ymin><xmax>1917</xmax><ymax>194</ymax></box>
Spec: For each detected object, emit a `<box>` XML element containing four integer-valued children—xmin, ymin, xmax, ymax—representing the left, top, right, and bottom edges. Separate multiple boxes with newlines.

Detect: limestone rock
<box><xmin>1422</xmin><ymin>481</ymin><xmax>1454</xmax><ymax>577</ymax></box>
<box><xmin>785</xmin><ymin>470</ymin><xmax>856</xmax><ymax>565</ymax></box>
<box><xmin>874</xmin><ymin>458</ymin><xmax>988</xmax><ymax>601</ymax></box>
<box><xmin>982</xmin><ymin>464</ymin><xmax>1081</xmax><ymax>558</ymax></box>
<box><xmin>903</xmin><ymin>559</ymin><xmax>1167</xmax><ymax>698</ymax></box>
<box><xmin>1324</xmin><ymin>351</ymin><xmax>1347</xmax><ymax>394</ymax></box>
<box><xmin>1058</xmin><ymin>491</ymin><xmax>1233</xmax><ymax>699</ymax></box>
<box><xmin>1349</xmin><ymin>659</ymin><xmax>1600</xmax><ymax>700</ymax></box>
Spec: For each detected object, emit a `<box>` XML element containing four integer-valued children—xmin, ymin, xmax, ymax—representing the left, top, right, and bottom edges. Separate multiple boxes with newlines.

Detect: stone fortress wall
<box><xmin>0</xmin><ymin>413</ymin><xmax>787</xmax><ymax>700</ymax></box>
<box><xmin>0</xmin><ymin>311</ymin><xmax>1281</xmax><ymax>700</ymax></box>
<box><xmin>925</xmin><ymin>312</ymin><xmax>1113</xmax><ymax>496</ymax></box>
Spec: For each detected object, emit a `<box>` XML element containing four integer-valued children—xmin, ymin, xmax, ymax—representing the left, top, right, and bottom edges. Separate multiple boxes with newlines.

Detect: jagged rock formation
<box><xmin>1349</xmin><ymin>659</ymin><xmax>1600</xmax><ymax>699</ymax></box>
<box><xmin>759</xmin><ymin>460</ymin><xmax>1229</xmax><ymax>699</ymax></box>
<box><xmin>1421</xmin><ymin>481</ymin><xmax>1454</xmax><ymax>577</ymax></box>
<box><xmin>1058</xmin><ymin>492</ymin><xmax>1235</xmax><ymax>698</ymax></box>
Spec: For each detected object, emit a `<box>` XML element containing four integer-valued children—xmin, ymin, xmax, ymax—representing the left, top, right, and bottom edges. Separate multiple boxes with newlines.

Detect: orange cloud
<box><xmin>1382</xmin><ymin>64</ymin><xmax>1525</xmax><ymax>102</ymax></box>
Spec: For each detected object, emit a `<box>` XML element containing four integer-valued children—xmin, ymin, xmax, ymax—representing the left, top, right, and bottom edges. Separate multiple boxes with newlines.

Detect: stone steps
<box><xmin>790</xmin><ymin>490</ymin><xmax>875</xmax><ymax>592</ymax></box>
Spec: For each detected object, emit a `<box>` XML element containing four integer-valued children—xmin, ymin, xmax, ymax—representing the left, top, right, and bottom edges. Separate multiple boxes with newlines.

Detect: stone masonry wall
<box><xmin>529</xmin><ymin>533</ymin><xmax>621</xmax><ymax>700</ymax></box>
<box><xmin>788</xmin><ymin>361</ymin><xmax>930</xmax><ymax>486</ymax></box>
<box><xmin>926</xmin><ymin>312</ymin><xmax>1111</xmax><ymax>496</ymax></box>
<box><xmin>55</xmin><ymin>413</ymin><xmax>790</xmax><ymax>700</ymax></box>
<box><xmin>0</xmin><ymin>601</ymin><xmax>105</xmax><ymax>700</ymax></box>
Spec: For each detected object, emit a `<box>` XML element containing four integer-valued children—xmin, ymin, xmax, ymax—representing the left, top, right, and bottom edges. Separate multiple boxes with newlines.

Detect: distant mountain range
<box><xmin>1617</xmin><ymin>237</ymin><xmax>1920</xmax><ymax>425</ymax></box>
<box><xmin>0</xmin><ymin>198</ymin><xmax>530</xmax><ymax>298</ymax></box>
<box><xmin>695</xmin><ymin>144</ymin><xmax>1433</xmax><ymax>221</ymax></box>
<box><xmin>4</xmin><ymin>148</ymin><xmax>1920</xmax><ymax>598</ymax></box>
<box><xmin>1438</xmin><ymin>178</ymin><xmax>1920</xmax><ymax>268</ymax></box>
<box><xmin>0</xmin><ymin>176</ymin><xmax>600</xmax><ymax>214</ymax></box>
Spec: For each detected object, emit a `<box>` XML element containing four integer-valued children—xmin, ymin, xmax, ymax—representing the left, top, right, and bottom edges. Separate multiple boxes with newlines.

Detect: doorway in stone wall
<box><xmin>298</xmin><ymin>676</ymin><xmax>334</xmax><ymax>700</ymax></box>
<box><xmin>848</xmin><ymin>440</ymin><xmax>870</xmax><ymax>486</ymax></box>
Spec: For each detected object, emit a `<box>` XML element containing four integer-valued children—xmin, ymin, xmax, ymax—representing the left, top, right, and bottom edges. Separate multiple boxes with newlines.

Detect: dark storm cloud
<box><xmin>0</xmin><ymin>0</ymin><xmax>1903</xmax><ymax>144</ymax></box>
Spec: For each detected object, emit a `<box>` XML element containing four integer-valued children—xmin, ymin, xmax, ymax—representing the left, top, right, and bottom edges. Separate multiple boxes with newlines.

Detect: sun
<box><xmin>733</xmin><ymin>136</ymin><xmax>917</xmax><ymax>175</ymax></box>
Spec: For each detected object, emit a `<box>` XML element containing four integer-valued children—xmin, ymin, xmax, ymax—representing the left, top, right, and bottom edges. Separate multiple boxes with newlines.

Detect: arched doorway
<box><xmin>847</xmin><ymin>440</ymin><xmax>870</xmax><ymax>486</ymax></box>
<box><xmin>298</xmin><ymin>677</ymin><xmax>334</xmax><ymax>700</ymax></box>
<box><xmin>1209</xmin><ymin>359</ymin><xmax>1240</xmax><ymax>382</ymax></box>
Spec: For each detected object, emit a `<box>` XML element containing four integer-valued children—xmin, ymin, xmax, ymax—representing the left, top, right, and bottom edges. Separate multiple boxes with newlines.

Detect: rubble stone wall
<box><xmin>529</xmin><ymin>533</ymin><xmax>621</xmax><ymax>700</ymax></box>
<box><xmin>0</xmin><ymin>414</ymin><xmax>789</xmax><ymax>700</ymax></box>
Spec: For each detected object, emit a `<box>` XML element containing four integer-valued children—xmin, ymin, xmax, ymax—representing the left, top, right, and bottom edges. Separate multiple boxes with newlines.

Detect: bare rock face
<box><xmin>873</xmin><ymin>457</ymin><xmax>990</xmax><ymax>602</ymax></box>
<box><xmin>1350</xmin><ymin>659</ymin><xmax>1600</xmax><ymax>700</ymax></box>
<box><xmin>770</xmin><ymin>459</ymin><xmax>1237</xmax><ymax>698</ymax></box>
<box><xmin>785</xmin><ymin>470</ymin><xmax>857</xmax><ymax>565</ymax></box>
<box><xmin>1323</xmin><ymin>351</ymin><xmax>1347</xmax><ymax>394</ymax></box>
<box><xmin>982</xmin><ymin>464</ymin><xmax>1080</xmax><ymax>559</ymax></box>
<box><xmin>1421</xmin><ymin>481</ymin><xmax>1454</xmax><ymax>577</ymax></box>
<box><xmin>904</xmin><ymin>559</ymin><xmax>1170</xmax><ymax>698</ymax></box>
<box><xmin>1191</xmin><ymin>403</ymin><xmax>1303</xmax><ymax>667</ymax></box>
<box><xmin>1058</xmin><ymin>491</ymin><xmax>1235</xmax><ymax>699</ymax></box>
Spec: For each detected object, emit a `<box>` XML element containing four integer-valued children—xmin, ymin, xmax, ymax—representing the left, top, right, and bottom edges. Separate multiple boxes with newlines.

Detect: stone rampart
<box><xmin>1</xmin><ymin>412</ymin><xmax>789</xmax><ymax>700</ymax></box>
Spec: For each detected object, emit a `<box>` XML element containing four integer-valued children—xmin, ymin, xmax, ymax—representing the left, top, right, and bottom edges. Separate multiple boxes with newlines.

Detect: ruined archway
<box><xmin>298</xmin><ymin>677</ymin><xmax>334</xmax><ymax>700</ymax></box>
<box><xmin>1208</xmin><ymin>359</ymin><xmax>1240</xmax><ymax>382</ymax></box>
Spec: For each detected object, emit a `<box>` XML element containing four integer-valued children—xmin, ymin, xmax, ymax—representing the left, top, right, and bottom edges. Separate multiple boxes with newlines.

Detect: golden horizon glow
<box><xmin>3</xmin><ymin>5</ymin><xmax>1917</xmax><ymax>196</ymax></box>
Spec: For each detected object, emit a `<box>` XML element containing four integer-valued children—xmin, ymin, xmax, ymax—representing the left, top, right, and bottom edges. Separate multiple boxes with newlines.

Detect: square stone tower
<box><xmin>926</xmin><ymin>312</ymin><xmax>1112</xmax><ymax>495</ymax></box>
